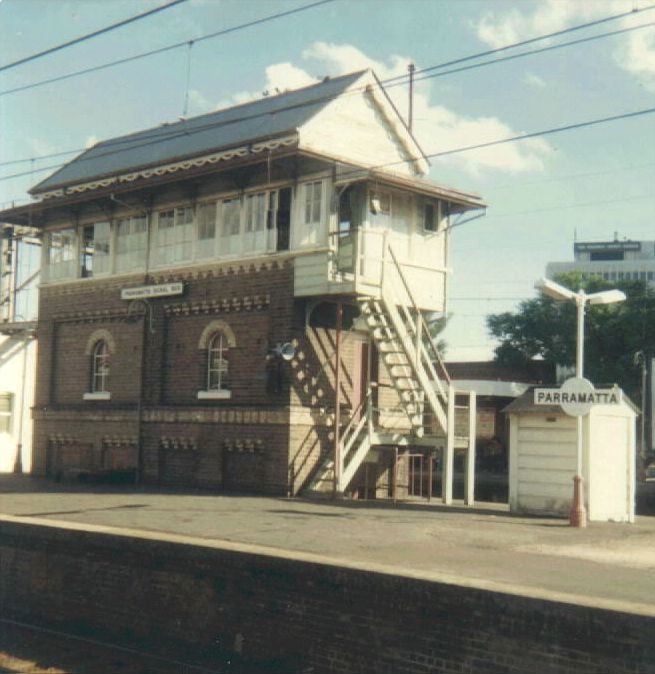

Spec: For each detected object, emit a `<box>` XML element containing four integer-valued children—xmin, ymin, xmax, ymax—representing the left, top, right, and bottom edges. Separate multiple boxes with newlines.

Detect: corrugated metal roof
<box><xmin>32</xmin><ymin>71</ymin><xmax>367</xmax><ymax>194</ymax></box>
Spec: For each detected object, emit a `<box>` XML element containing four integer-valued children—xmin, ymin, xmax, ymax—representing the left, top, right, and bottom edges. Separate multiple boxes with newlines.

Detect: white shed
<box><xmin>505</xmin><ymin>390</ymin><xmax>637</xmax><ymax>523</ymax></box>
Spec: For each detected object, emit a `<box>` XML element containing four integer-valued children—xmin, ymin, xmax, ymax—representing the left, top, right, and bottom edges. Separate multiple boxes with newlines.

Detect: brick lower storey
<box><xmin>33</xmin><ymin>405</ymin><xmax>336</xmax><ymax>496</ymax></box>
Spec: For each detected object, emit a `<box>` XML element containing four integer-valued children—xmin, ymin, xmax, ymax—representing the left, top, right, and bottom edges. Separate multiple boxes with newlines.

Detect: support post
<box><xmin>571</xmin><ymin>295</ymin><xmax>588</xmax><ymax>527</ymax></box>
<box><xmin>443</xmin><ymin>384</ymin><xmax>455</xmax><ymax>504</ymax></box>
<box><xmin>464</xmin><ymin>390</ymin><xmax>476</xmax><ymax>506</ymax></box>
<box><xmin>333</xmin><ymin>302</ymin><xmax>343</xmax><ymax>495</ymax></box>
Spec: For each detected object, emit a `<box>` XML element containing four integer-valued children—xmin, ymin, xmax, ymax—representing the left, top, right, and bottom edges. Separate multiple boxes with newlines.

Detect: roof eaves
<box><xmin>30</xmin><ymin>130</ymin><xmax>300</xmax><ymax>197</ymax></box>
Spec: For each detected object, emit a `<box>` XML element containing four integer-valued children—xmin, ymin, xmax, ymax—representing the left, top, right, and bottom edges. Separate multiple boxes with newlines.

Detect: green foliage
<box><xmin>425</xmin><ymin>311</ymin><xmax>450</xmax><ymax>355</ymax></box>
<box><xmin>487</xmin><ymin>272</ymin><xmax>655</xmax><ymax>399</ymax></box>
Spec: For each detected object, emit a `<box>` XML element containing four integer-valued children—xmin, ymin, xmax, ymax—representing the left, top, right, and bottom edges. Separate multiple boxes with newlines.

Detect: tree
<box><xmin>487</xmin><ymin>272</ymin><xmax>655</xmax><ymax>401</ymax></box>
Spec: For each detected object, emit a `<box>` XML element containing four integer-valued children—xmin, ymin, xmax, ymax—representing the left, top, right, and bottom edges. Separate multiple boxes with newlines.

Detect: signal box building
<box><xmin>0</xmin><ymin>70</ymin><xmax>484</xmax><ymax>498</ymax></box>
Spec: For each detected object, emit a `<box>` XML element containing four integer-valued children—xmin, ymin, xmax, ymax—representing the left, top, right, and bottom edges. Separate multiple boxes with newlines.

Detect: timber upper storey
<box><xmin>0</xmin><ymin>69</ymin><xmax>485</xmax><ymax>311</ymax></box>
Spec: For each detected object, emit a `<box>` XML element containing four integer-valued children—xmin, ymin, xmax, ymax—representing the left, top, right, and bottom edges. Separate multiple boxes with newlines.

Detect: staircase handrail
<box><xmin>384</xmin><ymin>244</ymin><xmax>451</xmax><ymax>388</ymax></box>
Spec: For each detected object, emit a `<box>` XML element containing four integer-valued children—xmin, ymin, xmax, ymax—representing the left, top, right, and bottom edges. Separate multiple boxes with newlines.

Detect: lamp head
<box><xmin>586</xmin><ymin>289</ymin><xmax>626</xmax><ymax>305</ymax></box>
<box><xmin>535</xmin><ymin>278</ymin><xmax>576</xmax><ymax>301</ymax></box>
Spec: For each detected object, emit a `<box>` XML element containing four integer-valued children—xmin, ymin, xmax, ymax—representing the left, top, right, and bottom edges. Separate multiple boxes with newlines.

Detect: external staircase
<box><xmin>306</xmin><ymin>236</ymin><xmax>477</xmax><ymax>504</ymax></box>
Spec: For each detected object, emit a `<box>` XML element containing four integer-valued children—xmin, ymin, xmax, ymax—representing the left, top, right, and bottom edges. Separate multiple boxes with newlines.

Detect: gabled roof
<box><xmin>32</xmin><ymin>70</ymin><xmax>426</xmax><ymax>195</ymax></box>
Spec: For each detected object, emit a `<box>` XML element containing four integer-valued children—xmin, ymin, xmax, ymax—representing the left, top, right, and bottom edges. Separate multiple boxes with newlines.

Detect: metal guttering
<box><xmin>0</xmin><ymin>139</ymin><xmax>302</xmax><ymax>228</ymax></box>
<box><xmin>332</xmin><ymin>164</ymin><xmax>485</xmax><ymax>212</ymax></box>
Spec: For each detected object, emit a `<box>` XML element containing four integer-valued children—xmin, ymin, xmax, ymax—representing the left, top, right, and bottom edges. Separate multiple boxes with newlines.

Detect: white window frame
<box><xmin>196</xmin><ymin>201</ymin><xmax>218</xmax><ymax>259</ymax></box>
<box><xmin>198</xmin><ymin>331</ymin><xmax>231</xmax><ymax>400</ymax></box>
<box><xmin>83</xmin><ymin>339</ymin><xmax>111</xmax><ymax>401</ymax></box>
<box><xmin>80</xmin><ymin>221</ymin><xmax>111</xmax><ymax>278</ymax></box>
<box><xmin>115</xmin><ymin>215</ymin><xmax>147</xmax><ymax>273</ymax></box>
<box><xmin>46</xmin><ymin>228</ymin><xmax>77</xmax><ymax>281</ymax></box>
<box><xmin>153</xmin><ymin>207</ymin><xmax>194</xmax><ymax>267</ymax></box>
<box><xmin>221</xmin><ymin>197</ymin><xmax>242</xmax><ymax>256</ymax></box>
<box><xmin>0</xmin><ymin>392</ymin><xmax>13</xmax><ymax>434</ymax></box>
<box><xmin>303</xmin><ymin>180</ymin><xmax>323</xmax><ymax>226</ymax></box>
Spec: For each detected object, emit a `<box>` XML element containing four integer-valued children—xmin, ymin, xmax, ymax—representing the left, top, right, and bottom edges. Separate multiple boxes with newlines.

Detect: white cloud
<box><xmin>85</xmin><ymin>135</ymin><xmax>98</xmax><ymax>149</ymax></box>
<box><xmin>524</xmin><ymin>72</ymin><xmax>547</xmax><ymax>88</ymax></box>
<box><xmin>474</xmin><ymin>0</ymin><xmax>655</xmax><ymax>91</ymax></box>
<box><xmin>411</xmin><ymin>97</ymin><xmax>553</xmax><ymax>175</ymax></box>
<box><xmin>301</xmin><ymin>42</ymin><xmax>552</xmax><ymax>175</ymax></box>
<box><xmin>186</xmin><ymin>89</ymin><xmax>214</xmax><ymax>114</ymax></box>
<box><xmin>208</xmin><ymin>41</ymin><xmax>552</xmax><ymax>175</ymax></box>
<box><xmin>26</xmin><ymin>137</ymin><xmax>57</xmax><ymax>157</ymax></box>
<box><xmin>302</xmin><ymin>41</ymin><xmax>410</xmax><ymax>81</ymax></box>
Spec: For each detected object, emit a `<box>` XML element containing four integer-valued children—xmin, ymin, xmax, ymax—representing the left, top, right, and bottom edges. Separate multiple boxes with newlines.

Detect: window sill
<box><xmin>197</xmin><ymin>390</ymin><xmax>231</xmax><ymax>400</ymax></box>
<box><xmin>83</xmin><ymin>391</ymin><xmax>111</xmax><ymax>401</ymax></box>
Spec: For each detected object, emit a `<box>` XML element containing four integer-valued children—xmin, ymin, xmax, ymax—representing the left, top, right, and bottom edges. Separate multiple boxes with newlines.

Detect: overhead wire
<box><xmin>0</xmin><ymin>0</ymin><xmax>188</xmax><ymax>73</ymax></box>
<box><xmin>1</xmin><ymin>7</ymin><xmax>653</xmax><ymax>167</ymax></box>
<box><xmin>389</xmin><ymin>20</ymin><xmax>655</xmax><ymax>90</ymax></box>
<box><xmin>1</xmin><ymin>104</ymin><xmax>654</xmax><ymax>186</ymax></box>
<box><xmin>0</xmin><ymin>0</ymin><xmax>337</xmax><ymax>98</ymax></box>
<box><xmin>381</xmin><ymin>3</ymin><xmax>655</xmax><ymax>85</ymax></box>
<box><xmin>1</xmin><ymin>1</ymin><xmax>651</xmax><ymax>100</ymax></box>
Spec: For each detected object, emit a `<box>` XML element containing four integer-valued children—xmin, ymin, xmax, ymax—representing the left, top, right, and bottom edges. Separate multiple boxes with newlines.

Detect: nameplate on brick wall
<box><xmin>121</xmin><ymin>283</ymin><xmax>184</xmax><ymax>300</ymax></box>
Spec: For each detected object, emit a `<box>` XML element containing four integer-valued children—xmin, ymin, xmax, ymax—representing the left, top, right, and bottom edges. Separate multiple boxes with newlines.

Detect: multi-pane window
<box><xmin>91</xmin><ymin>340</ymin><xmax>109</xmax><ymax>393</ymax></box>
<box><xmin>245</xmin><ymin>192</ymin><xmax>267</xmax><ymax>252</ymax></box>
<box><xmin>155</xmin><ymin>207</ymin><xmax>193</xmax><ymax>266</ymax></box>
<box><xmin>47</xmin><ymin>228</ymin><xmax>77</xmax><ymax>280</ymax></box>
<box><xmin>115</xmin><ymin>216</ymin><xmax>147</xmax><ymax>272</ymax></box>
<box><xmin>246</xmin><ymin>193</ymin><xmax>266</xmax><ymax>233</ymax></box>
<box><xmin>423</xmin><ymin>202</ymin><xmax>438</xmax><ymax>232</ymax></box>
<box><xmin>222</xmin><ymin>198</ymin><xmax>241</xmax><ymax>236</ymax></box>
<box><xmin>0</xmin><ymin>392</ymin><xmax>13</xmax><ymax>434</ymax></box>
<box><xmin>80</xmin><ymin>221</ymin><xmax>111</xmax><ymax>277</ymax></box>
<box><xmin>304</xmin><ymin>181</ymin><xmax>323</xmax><ymax>225</ymax></box>
<box><xmin>222</xmin><ymin>198</ymin><xmax>241</xmax><ymax>255</ymax></box>
<box><xmin>207</xmin><ymin>333</ymin><xmax>229</xmax><ymax>391</ymax></box>
<box><xmin>196</xmin><ymin>202</ymin><xmax>217</xmax><ymax>258</ymax></box>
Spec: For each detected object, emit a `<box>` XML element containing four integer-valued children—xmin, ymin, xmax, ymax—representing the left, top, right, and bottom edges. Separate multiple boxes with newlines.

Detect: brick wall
<box><xmin>1</xmin><ymin>519</ymin><xmax>652</xmax><ymax>674</ymax></box>
<box><xmin>32</xmin><ymin>259</ymin><xmax>414</xmax><ymax>496</ymax></box>
<box><xmin>31</xmin><ymin>260</ymin><xmax>376</xmax><ymax>495</ymax></box>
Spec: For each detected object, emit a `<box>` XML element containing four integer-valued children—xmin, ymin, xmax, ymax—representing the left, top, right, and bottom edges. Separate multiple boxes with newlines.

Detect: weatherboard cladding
<box><xmin>32</xmin><ymin>71</ymin><xmax>366</xmax><ymax>194</ymax></box>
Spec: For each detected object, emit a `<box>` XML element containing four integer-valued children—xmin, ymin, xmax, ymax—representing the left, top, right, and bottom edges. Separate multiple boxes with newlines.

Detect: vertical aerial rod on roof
<box><xmin>408</xmin><ymin>63</ymin><xmax>415</xmax><ymax>133</ymax></box>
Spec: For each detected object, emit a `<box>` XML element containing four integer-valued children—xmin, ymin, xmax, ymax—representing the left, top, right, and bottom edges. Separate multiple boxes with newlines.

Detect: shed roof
<box><xmin>31</xmin><ymin>71</ymin><xmax>371</xmax><ymax>194</ymax></box>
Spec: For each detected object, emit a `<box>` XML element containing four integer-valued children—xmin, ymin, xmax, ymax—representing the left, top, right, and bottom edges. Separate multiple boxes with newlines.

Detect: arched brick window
<box><xmin>83</xmin><ymin>329</ymin><xmax>115</xmax><ymax>400</ymax></box>
<box><xmin>91</xmin><ymin>340</ymin><xmax>110</xmax><ymax>393</ymax></box>
<box><xmin>207</xmin><ymin>332</ymin><xmax>229</xmax><ymax>392</ymax></box>
<box><xmin>197</xmin><ymin>320</ymin><xmax>236</xmax><ymax>400</ymax></box>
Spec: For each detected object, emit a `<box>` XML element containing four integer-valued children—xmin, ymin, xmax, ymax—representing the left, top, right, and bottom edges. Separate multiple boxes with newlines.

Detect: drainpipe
<box><xmin>333</xmin><ymin>302</ymin><xmax>343</xmax><ymax>495</ymax></box>
<box><xmin>13</xmin><ymin>338</ymin><xmax>29</xmax><ymax>474</ymax></box>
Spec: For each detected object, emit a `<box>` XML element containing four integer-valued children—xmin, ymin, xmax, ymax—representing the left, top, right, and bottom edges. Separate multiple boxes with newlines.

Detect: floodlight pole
<box><xmin>536</xmin><ymin>279</ymin><xmax>625</xmax><ymax>528</ymax></box>
<box><xmin>572</xmin><ymin>292</ymin><xmax>587</xmax><ymax>528</ymax></box>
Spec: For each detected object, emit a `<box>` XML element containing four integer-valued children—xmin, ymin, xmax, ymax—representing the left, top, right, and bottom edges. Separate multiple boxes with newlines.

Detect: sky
<box><xmin>1</xmin><ymin>0</ymin><xmax>654</xmax><ymax>360</ymax></box>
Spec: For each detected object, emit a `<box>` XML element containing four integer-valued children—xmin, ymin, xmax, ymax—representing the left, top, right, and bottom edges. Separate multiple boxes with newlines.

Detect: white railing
<box><xmin>339</xmin><ymin>229</ymin><xmax>451</xmax><ymax>434</ymax></box>
<box><xmin>336</xmin><ymin>389</ymin><xmax>373</xmax><ymax>491</ymax></box>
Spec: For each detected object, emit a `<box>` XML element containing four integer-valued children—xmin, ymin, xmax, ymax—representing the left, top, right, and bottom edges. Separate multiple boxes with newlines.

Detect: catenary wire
<box><xmin>1</xmin><ymin>11</ymin><xmax>653</xmax><ymax>165</ymax></box>
<box><xmin>0</xmin><ymin>0</ymin><xmax>188</xmax><ymax>73</ymax></box>
<box><xmin>0</xmin><ymin>0</ymin><xmax>337</xmax><ymax>97</ymax></box>
<box><xmin>382</xmin><ymin>3</ymin><xmax>655</xmax><ymax>84</ymax></box>
<box><xmin>392</xmin><ymin>21</ymin><xmax>655</xmax><ymax>90</ymax></box>
<box><xmin>0</xmin><ymin>106</ymin><xmax>653</xmax><ymax>185</ymax></box>
<box><xmin>0</xmin><ymin>1</ymin><xmax>651</xmax><ymax>100</ymax></box>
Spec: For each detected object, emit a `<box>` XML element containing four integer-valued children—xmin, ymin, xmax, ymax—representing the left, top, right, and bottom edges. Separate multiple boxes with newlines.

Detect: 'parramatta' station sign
<box><xmin>120</xmin><ymin>282</ymin><xmax>184</xmax><ymax>300</ymax></box>
<box><xmin>534</xmin><ymin>377</ymin><xmax>622</xmax><ymax>417</ymax></box>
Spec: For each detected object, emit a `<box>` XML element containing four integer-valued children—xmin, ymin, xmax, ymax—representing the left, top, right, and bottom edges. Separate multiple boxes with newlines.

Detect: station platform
<box><xmin>0</xmin><ymin>474</ymin><xmax>653</xmax><ymax>616</ymax></box>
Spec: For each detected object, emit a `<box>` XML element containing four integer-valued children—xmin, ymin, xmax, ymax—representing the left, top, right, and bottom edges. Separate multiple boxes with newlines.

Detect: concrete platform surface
<box><xmin>0</xmin><ymin>475</ymin><xmax>654</xmax><ymax>616</ymax></box>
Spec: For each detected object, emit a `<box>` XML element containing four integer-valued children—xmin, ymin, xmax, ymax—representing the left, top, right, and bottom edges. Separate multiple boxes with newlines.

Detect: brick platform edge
<box><xmin>0</xmin><ymin>518</ymin><xmax>653</xmax><ymax>674</ymax></box>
